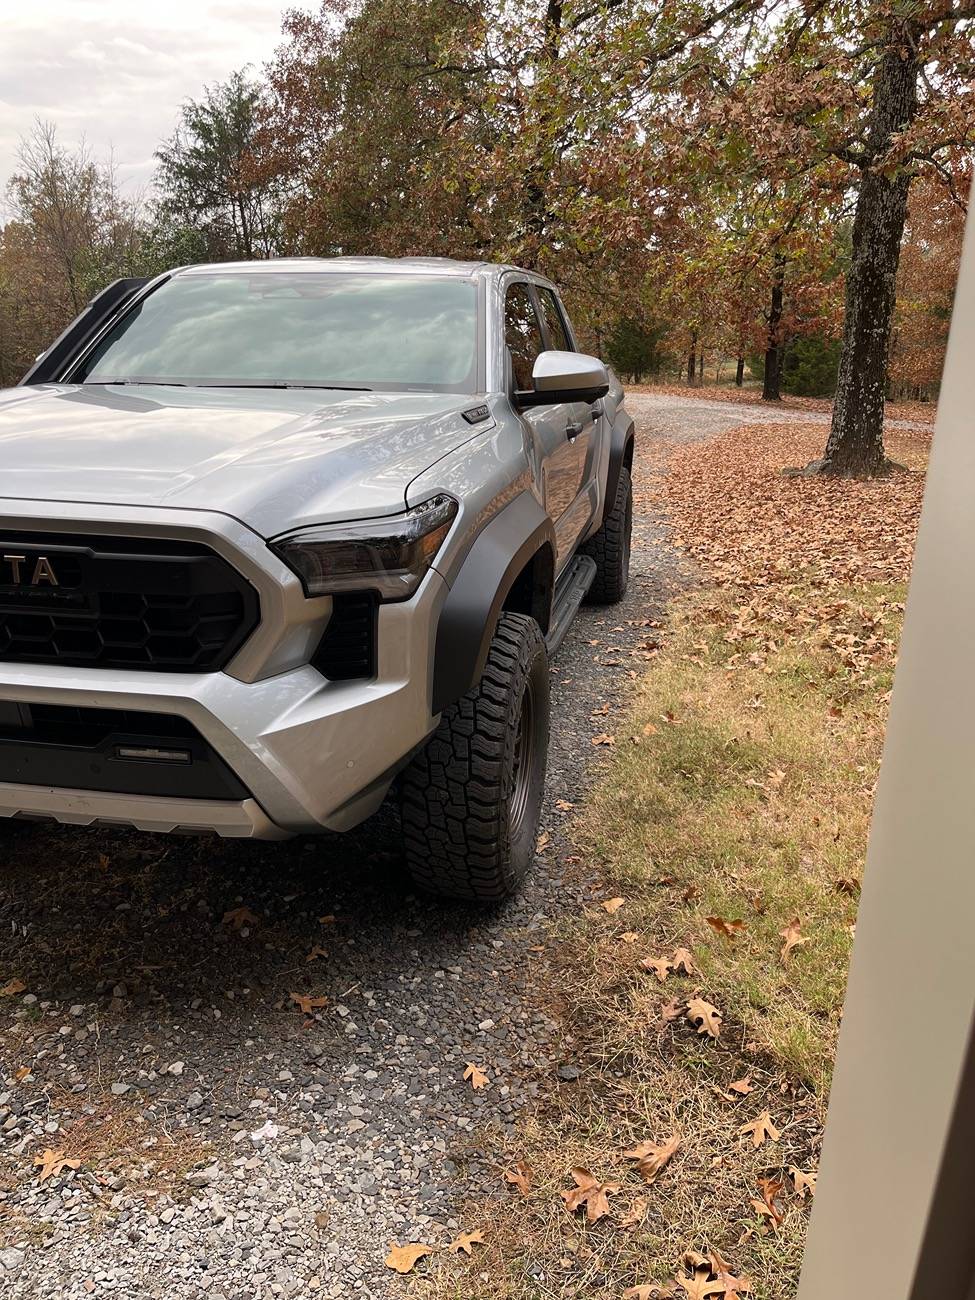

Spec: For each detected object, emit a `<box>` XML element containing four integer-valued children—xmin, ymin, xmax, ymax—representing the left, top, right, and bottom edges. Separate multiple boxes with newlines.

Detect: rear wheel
<box><xmin>400</xmin><ymin>612</ymin><xmax>549</xmax><ymax>903</ymax></box>
<box><xmin>581</xmin><ymin>462</ymin><xmax>632</xmax><ymax>604</ymax></box>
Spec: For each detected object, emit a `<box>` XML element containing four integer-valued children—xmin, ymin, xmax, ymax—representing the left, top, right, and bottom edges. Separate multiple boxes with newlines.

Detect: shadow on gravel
<box><xmin>0</xmin><ymin>806</ymin><xmax>487</xmax><ymax>1021</ymax></box>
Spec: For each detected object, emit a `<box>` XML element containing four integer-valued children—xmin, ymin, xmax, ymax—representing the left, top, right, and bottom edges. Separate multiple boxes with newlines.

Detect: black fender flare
<box><xmin>601</xmin><ymin>408</ymin><xmax>636</xmax><ymax>528</ymax></box>
<box><xmin>432</xmin><ymin>492</ymin><xmax>555</xmax><ymax>715</ymax></box>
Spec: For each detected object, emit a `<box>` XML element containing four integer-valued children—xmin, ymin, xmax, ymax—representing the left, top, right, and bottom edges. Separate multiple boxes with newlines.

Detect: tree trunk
<box><xmin>763</xmin><ymin>259</ymin><xmax>785</xmax><ymax>400</ymax></box>
<box><xmin>686</xmin><ymin>334</ymin><xmax>696</xmax><ymax>386</ymax></box>
<box><xmin>811</xmin><ymin>19</ymin><xmax>921</xmax><ymax>477</ymax></box>
<box><xmin>698</xmin><ymin>352</ymin><xmax>705</xmax><ymax>383</ymax></box>
<box><xmin>735</xmin><ymin>355</ymin><xmax>745</xmax><ymax>387</ymax></box>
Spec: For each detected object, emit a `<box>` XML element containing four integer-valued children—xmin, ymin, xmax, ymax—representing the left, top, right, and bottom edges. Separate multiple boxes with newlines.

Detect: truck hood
<box><xmin>0</xmin><ymin>384</ymin><xmax>489</xmax><ymax>536</ymax></box>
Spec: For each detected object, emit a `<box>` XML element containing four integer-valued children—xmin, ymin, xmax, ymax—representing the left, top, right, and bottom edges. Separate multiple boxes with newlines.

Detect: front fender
<box><xmin>431</xmin><ymin>492</ymin><xmax>555</xmax><ymax>714</ymax></box>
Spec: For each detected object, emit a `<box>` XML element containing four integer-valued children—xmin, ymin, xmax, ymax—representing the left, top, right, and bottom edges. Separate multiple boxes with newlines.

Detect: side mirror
<box><xmin>517</xmin><ymin>350</ymin><xmax>610</xmax><ymax>407</ymax></box>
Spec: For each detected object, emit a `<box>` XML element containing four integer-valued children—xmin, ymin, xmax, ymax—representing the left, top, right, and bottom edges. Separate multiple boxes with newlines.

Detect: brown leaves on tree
<box><xmin>686</xmin><ymin>997</ymin><xmax>722</xmax><ymax>1038</ymax></box>
<box><xmin>503</xmin><ymin>1159</ymin><xmax>532</xmax><ymax>1196</ymax></box>
<box><xmin>384</xmin><ymin>1242</ymin><xmax>435</xmax><ymax>1274</ymax></box>
<box><xmin>737</xmin><ymin>1110</ymin><xmax>781</xmax><ymax>1149</ymax></box>
<box><xmin>560</xmin><ymin>1167</ymin><xmax>620</xmax><ymax>1222</ymax></box>
<box><xmin>34</xmin><ymin>1149</ymin><xmax>80</xmax><ymax>1181</ymax></box>
<box><xmin>778</xmin><ymin>918</ymin><xmax>810</xmax><ymax>963</ymax></box>
<box><xmin>463</xmin><ymin>1062</ymin><xmax>489</xmax><ymax>1090</ymax></box>
<box><xmin>624</xmin><ymin>1134</ymin><xmax>680</xmax><ymax>1184</ymax></box>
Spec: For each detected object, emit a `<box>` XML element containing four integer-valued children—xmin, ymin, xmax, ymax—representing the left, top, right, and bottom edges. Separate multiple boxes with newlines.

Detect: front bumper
<box><xmin>0</xmin><ymin>500</ymin><xmax>448</xmax><ymax>837</ymax></box>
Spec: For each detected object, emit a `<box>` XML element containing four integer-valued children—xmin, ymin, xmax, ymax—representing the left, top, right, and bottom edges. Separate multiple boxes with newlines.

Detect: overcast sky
<box><xmin>1</xmin><ymin>1</ymin><xmax>308</xmax><ymax>208</ymax></box>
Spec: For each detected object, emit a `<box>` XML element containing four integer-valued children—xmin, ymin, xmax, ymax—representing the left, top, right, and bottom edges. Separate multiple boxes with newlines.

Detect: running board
<box><xmin>546</xmin><ymin>555</ymin><xmax>596</xmax><ymax>656</ymax></box>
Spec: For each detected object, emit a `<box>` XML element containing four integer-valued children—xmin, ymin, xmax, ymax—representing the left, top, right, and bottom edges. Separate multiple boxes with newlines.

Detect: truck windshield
<box><xmin>75</xmin><ymin>271</ymin><xmax>479</xmax><ymax>393</ymax></box>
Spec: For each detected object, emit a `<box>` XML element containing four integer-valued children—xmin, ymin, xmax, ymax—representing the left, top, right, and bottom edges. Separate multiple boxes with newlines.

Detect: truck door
<box><xmin>504</xmin><ymin>282</ymin><xmax>587</xmax><ymax>572</ymax></box>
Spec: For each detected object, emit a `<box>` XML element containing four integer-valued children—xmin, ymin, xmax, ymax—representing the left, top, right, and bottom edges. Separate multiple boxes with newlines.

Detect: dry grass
<box><xmin>423</xmin><ymin>421</ymin><xmax>925</xmax><ymax>1300</ymax></box>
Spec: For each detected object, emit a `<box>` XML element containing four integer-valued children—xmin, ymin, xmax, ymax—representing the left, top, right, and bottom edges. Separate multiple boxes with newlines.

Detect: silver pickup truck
<box><xmin>0</xmin><ymin>257</ymin><xmax>634</xmax><ymax>902</ymax></box>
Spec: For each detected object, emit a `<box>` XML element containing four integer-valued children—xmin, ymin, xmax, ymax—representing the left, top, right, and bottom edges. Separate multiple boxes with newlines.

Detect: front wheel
<box><xmin>400</xmin><ymin>612</ymin><xmax>549</xmax><ymax>903</ymax></box>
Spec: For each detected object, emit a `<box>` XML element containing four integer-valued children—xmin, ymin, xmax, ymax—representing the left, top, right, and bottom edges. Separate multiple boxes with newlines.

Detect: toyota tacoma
<box><xmin>0</xmin><ymin>258</ymin><xmax>634</xmax><ymax>901</ymax></box>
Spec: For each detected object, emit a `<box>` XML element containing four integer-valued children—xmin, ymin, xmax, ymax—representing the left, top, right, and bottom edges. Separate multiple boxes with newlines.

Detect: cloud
<box><xmin>0</xmin><ymin>2</ymin><xmax>302</xmax><ymax>204</ymax></box>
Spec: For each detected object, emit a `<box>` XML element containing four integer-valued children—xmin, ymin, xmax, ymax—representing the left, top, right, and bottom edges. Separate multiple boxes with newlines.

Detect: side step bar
<box><xmin>546</xmin><ymin>555</ymin><xmax>596</xmax><ymax>656</ymax></box>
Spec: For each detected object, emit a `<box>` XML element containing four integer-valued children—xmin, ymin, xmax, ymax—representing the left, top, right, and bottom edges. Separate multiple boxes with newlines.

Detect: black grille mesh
<box><xmin>0</xmin><ymin>533</ymin><xmax>259</xmax><ymax>672</ymax></box>
<box><xmin>313</xmin><ymin>593</ymin><xmax>377</xmax><ymax>681</ymax></box>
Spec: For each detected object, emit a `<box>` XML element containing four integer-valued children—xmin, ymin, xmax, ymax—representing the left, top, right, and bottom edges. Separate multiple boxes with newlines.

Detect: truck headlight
<box><xmin>271</xmin><ymin>496</ymin><xmax>458</xmax><ymax>601</ymax></box>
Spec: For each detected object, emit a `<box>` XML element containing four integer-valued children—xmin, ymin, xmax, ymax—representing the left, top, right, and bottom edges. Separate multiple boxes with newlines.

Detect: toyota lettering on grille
<box><xmin>0</xmin><ymin>553</ymin><xmax>59</xmax><ymax>587</ymax></box>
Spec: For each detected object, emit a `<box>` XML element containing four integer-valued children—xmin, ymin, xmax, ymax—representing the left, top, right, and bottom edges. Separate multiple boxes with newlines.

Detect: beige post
<box><xmin>797</xmin><ymin>207</ymin><xmax>975</xmax><ymax>1295</ymax></box>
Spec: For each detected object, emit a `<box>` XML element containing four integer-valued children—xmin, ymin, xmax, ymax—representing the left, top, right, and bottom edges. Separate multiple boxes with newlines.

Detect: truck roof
<box><xmin>176</xmin><ymin>256</ymin><xmax>514</xmax><ymax>280</ymax></box>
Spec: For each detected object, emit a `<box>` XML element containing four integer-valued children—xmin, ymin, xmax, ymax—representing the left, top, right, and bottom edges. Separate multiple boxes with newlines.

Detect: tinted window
<box><xmin>77</xmin><ymin>272</ymin><xmax>478</xmax><ymax>393</ymax></box>
<box><xmin>537</xmin><ymin>288</ymin><xmax>571</xmax><ymax>352</ymax></box>
<box><xmin>504</xmin><ymin>284</ymin><xmax>544</xmax><ymax>390</ymax></box>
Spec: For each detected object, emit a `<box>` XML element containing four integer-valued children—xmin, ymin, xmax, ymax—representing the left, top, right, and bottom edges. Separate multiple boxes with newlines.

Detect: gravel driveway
<box><xmin>0</xmin><ymin>395</ymin><xmax>804</xmax><ymax>1298</ymax></box>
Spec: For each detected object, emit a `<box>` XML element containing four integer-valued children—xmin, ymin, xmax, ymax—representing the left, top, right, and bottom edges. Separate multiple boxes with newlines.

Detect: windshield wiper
<box><xmin>85</xmin><ymin>379</ymin><xmax>187</xmax><ymax>387</ymax></box>
<box><xmin>196</xmin><ymin>383</ymin><xmax>373</xmax><ymax>392</ymax></box>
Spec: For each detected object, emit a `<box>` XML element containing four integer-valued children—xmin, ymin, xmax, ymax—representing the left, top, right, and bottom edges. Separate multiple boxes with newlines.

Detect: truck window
<box><xmin>504</xmin><ymin>284</ymin><xmax>545</xmax><ymax>391</ymax></box>
<box><xmin>536</xmin><ymin>288</ymin><xmax>572</xmax><ymax>352</ymax></box>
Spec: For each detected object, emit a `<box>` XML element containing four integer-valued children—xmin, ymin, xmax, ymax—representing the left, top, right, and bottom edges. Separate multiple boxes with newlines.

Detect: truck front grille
<box><xmin>0</xmin><ymin>532</ymin><xmax>259</xmax><ymax>672</ymax></box>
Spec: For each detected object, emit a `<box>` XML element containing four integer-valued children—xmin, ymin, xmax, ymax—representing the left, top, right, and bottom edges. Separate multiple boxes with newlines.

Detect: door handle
<box><xmin>566</xmin><ymin>420</ymin><xmax>583</xmax><ymax>440</ymax></box>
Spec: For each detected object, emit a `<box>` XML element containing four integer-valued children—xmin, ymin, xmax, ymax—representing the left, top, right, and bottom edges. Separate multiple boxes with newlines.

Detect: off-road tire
<box><xmin>581</xmin><ymin>462</ymin><xmax>632</xmax><ymax>604</ymax></box>
<box><xmin>400</xmin><ymin>612</ymin><xmax>550</xmax><ymax>903</ymax></box>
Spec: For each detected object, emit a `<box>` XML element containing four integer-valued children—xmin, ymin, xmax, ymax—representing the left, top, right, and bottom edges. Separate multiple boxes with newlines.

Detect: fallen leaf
<box><xmin>305</xmin><ymin>945</ymin><xmax>328</xmax><ymax>962</ymax></box>
<box><xmin>463</xmin><ymin>1063</ymin><xmax>489</xmax><ymax>1090</ymax></box>
<box><xmin>705</xmin><ymin>916</ymin><xmax>745</xmax><ymax>940</ymax></box>
<box><xmin>834</xmin><ymin>877</ymin><xmax>860</xmax><ymax>895</ymax></box>
<box><xmin>779</xmin><ymin>918</ymin><xmax>811</xmax><ymax>963</ymax></box>
<box><xmin>560</xmin><ymin>1167</ymin><xmax>620</xmax><ymax>1222</ymax></box>
<box><xmin>671</xmin><ymin>947</ymin><xmax>697</xmax><ymax>975</ymax></box>
<box><xmin>660</xmin><ymin>998</ymin><xmax>682</xmax><ymax>1023</ymax></box>
<box><xmin>623</xmin><ymin>1134</ymin><xmax>680</xmax><ymax>1184</ymax></box>
<box><xmin>624</xmin><ymin>1285</ymin><xmax>675</xmax><ymax>1299</ymax></box>
<box><xmin>751</xmin><ymin>1176</ymin><xmax>785</xmax><ymax>1227</ymax></box>
<box><xmin>591</xmin><ymin>733</ymin><xmax>616</xmax><ymax>746</ymax></box>
<box><xmin>555</xmin><ymin>798</ymin><xmax>575</xmax><ymax>811</ymax></box>
<box><xmin>728</xmin><ymin>1076</ymin><xmax>753</xmax><ymax>1095</ymax></box>
<box><xmin>675</xmin><ymin>1268</ymin><xmax>725</xmax><ymax>1299</ymax></box>
<box><xmin>737</xmin><ymin>1110</ymin><xmax>781</xmax><ymax>1148</ymax></box>
<box><xmin>222</xmin><ymin>906</ymin><xmax>259</xmax><ymax>930</ymax></box>
<box><xmin>34</xmin><ymin>1149</ymin><xmax>81</xmax><ymax>1181</ymax></box>
<box><xmin>536</xmin><ymin>831</ymin><xmax>551</xmax><ymax>852</ymax></box>
<box><xmin>642</xmin><ymin>721</ymin><xmax>658</xmax><ymax>736</ymax></box>
<box><xmin>290</xmin><ymin>992</ymin><xmax>328</xmax><ymax>1015</ymax></box>
<box><xmin>708</xmin><ymin>1249</ymin><xmax>754</xmax><ymax>1296</ymax></box>
<box><xmin>503</xmin><ymin>1160</ymin><xmax>532</xmax><ymax>1196</ymax></box>
<box><xmin>641</xmin><ymin>956</ymin><xmax>673</xmax><ymax>981</ymax></box>
<box><xmin>384</xmin><ymin>1242</ymin><xmax>435</xmax><ymax>1274</ymax></box>
<box><xmin>619</xmin><ymin>1195</ymin><xmax>649</xmax><ymax>1229</ymax></box>
<box><xmin>14</xmin><ymin>1065</ymin><xmax>31</xmax><ymax>1081</ymax></box>
<box><xmin>314</xmin><ymin>1209</ymin><xmax>330</xmax><ymax>1229</ymax></box>
<box><xmin>601</xmin><ymin>897</ymin><xmax>626</xmax><ymax>914</ymax></box>
<box><xmin>790</xmin><ymin>1166</ymin><xmax>817</xmax><ymax>1199</ymax></box>
<box><xmin>686</xmin><ymin>997</ymin><xmax>722</xmax><ymax>1038</ymax></box>
<box><xmin>448</xmin><ymin>1228</ymin><xmax>486</xmax><ymax>1254</ymax></box>
<box><xmin>1</xmin><ymin>978</ymin><xmax>26</xmax><ymax>997</ymax></box>
<box><xmin>621</xmin><ymin>931</ymin><xmax>640</xmax><ymax>943</ymax></box>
